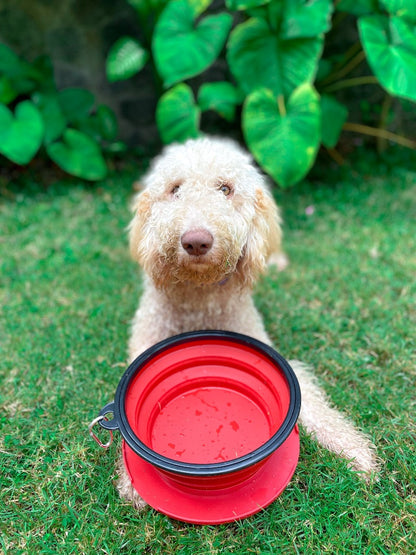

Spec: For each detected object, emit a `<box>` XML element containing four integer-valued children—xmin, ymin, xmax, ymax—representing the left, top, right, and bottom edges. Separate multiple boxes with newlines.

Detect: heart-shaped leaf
<box><xmin>0</xmin><ymin>43</ymin><xmax>22</xmax><ymax>76</ymax></box>
<box><xmin>153</xmin><ymin>0</ymin><xmax>233</xmax><ymax>87</ymax></box>
<box><xmin>226</xmin><ymin>0</ymin><xmax>271</xmax><ymax>9</ymax></box>
<box><xmin>0</xmin><ymin>76</ymin><xmax>17</xmax><ymax>104</ymax></box>
<box><xmin>156</xmin><ymin>84</ymin><xmax>201</xmax><ymax>144</ymax></box>
<box><xmin>95</xmin><ymin>105</ymin><xmax>119</xmax><ymax>141</ymax></box>
<box><xmin>280</xmin><ymin>0</ymin><xmax>333</xmax><ymax>39</ymax></box>
<box><xmin>188</xmin><ymin>0</ymin><xmax>212</xmax><ymax>16</ymax></box>
<box><xmin>127</xmin><ymin>0</ymin><xmax>168</xmax><ymax>17</ymax></box>
<box><xmin>46</xmin><ymin>129</ymin><xmax>107</xmax><ymax>180</ymax></box>
<box><xmin>243</xmin><ymin>84</ymin><xmax>321</xmax><ymax>187</ymax></box>
<box><xmin>0</xmin><ymin>43</ymin><xmax>35</xmax><ymax>83</ymax></box>
<box><xmin>30</xmin><ymin>55</ymin><xmax>56</xmax><ymax>90</ymax></box>
<box><xmin>32</xmin><ymin>92</ymin><xmax>66</xmax><ymax>144</ymax></box>
<box><xmin>0</xmin><ymin>100</ymin><xmax>44</xmax><ymax>165</ymax></box>
<box><xmin>336</xmin><ymin>0</ymin><xmax>378</xmax><ymax>15</ymax></box>
<box><xmin>320</xmin><ymin>94</ymin><xmax>348</xmax><ymax>148</ymax></box>
<box><xmin>359</xmin><ymin>14</ymin><xmax>416</xmax><ymax>101</ymax></box>
<box><xmin>75</xmin><ymin>105</ymin><xmax>119</xmax><ymax>144</ymax></box>
<box><xmin>58</xmin><ymin>88</ymin><xmax>95</xmax><ymax>124</ymax></box>
<box><xmin>227</xmin><ymin>17</ymin><xmax>323</xmax><ymax>97</ymax></box>
<box><xmin>197</xmin><ymin>82</ymin><xmax>243</xmax><ymax>121</ymax></box>
<box><xmin>0</xmin><ymin>44</ymin><xmax>44</xmax><ymax>100</ymax></box>
<box><xmin>106</xmin><ymin>37</ymin><xmax>149</xmax><ymax>82</ymax></box>
<box><xmin>380</xmin><ymin>0</ymin><xmax>416</xmax><ymax>21</ymax></box>
<box><xmin>245</xmin><ymin>1</ymin><xmax>285</xmax><ymax>22</ymax></box>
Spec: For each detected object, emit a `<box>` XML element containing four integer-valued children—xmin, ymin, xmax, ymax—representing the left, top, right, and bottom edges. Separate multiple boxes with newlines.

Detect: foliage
<box><xmin>156</xmin><ymin>84</ymin><xmax>201</xmax><ymax>143</ymax></box>
<box><xmin>244</xmin><ymin>84</ymin><xmax>321</xmax><ymax>187</ymax></box>
<box><xmin>0</xmin><ymin>44</ymin><xmax>123</xmax><ymax>180</ymax></box>
<box><xmin>153</xmin><ymin>0</ymin><xmax>233</xmax><ymax>87</ymax></box>
<box><xmin>107</xmin><ymin>0</ymin><xmax>416</xmax><ymax>187</ymax></box>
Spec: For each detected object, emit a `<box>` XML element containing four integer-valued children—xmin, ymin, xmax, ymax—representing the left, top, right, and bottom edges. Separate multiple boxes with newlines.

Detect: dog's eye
<box><xmin>219</xmin><ymin>183</ymin><xmax>232</xmax><ymax>196</ymax></box>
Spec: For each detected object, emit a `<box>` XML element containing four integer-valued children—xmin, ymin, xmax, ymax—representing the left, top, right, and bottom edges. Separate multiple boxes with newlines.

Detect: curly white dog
<box><xmin>119</xmin><ymin>137</ymin><xmax>378</xmax><ymax>507</ymax></box>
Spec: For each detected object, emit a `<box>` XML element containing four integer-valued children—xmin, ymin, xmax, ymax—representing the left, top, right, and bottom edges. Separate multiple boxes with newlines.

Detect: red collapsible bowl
<box><xmin>98</xmin><ymin>331</ymin><xmax>301</xmax><ymax>524</ymax></box>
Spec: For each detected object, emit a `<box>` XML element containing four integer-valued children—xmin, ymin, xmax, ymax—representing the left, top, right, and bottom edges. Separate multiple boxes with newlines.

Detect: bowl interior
<box><xmin>124</xmin><ymin>338</ymin><xmax>291</xmax><ymax>465</ymax></box>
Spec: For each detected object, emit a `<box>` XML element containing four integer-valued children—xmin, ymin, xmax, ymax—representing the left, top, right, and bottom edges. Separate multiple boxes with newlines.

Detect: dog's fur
<box><xmin>118</xmin><ymin>137</ymin><xmax>378</xmax><ymax>507</ymax></box>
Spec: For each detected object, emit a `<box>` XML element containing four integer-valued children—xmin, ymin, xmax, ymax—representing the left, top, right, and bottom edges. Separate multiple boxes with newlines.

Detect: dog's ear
<box><xmin>238</xmin><ymin>188</ymin><xmax>282</xmax><ymax>285</ymax></box>
<box><xmin>129</xmin><ymin>190</ymin><xmax>152</xmax><ymax>264</ymax></box>
<box><xmin>254</xmin><ymin>188</ymin><xmax>282</xmax><ymax>259</ymax></box>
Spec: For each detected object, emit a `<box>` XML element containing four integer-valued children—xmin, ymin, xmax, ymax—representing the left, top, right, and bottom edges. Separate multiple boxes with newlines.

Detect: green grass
<box><xmin>1</xmin><ymin>151</ymin><xmax>415</xmax><ymax>554</ymax></box>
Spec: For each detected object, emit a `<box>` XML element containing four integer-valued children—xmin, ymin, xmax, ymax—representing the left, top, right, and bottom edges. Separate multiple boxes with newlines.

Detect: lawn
<box><xmin>1</xmin><ymin>149</ymin><xmax>415</xmax><ymax>554</ymax></box>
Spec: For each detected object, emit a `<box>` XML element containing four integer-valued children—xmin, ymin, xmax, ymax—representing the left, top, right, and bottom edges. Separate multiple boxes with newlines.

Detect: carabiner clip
<box><xmin>88</xmin><ymin>415</ymin><xmax>114</xmax><ymax>449</ymax></box>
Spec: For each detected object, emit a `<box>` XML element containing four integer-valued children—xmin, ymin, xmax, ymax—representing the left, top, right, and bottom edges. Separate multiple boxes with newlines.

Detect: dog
<box><xmin>118</xmin><ymin>137</ymin><xmax>378</xmax><ymax>507</ymax></box>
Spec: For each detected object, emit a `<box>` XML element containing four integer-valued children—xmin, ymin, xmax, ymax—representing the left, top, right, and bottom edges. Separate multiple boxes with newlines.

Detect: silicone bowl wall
<box><xmin>101</xmin><ymin>330</ymin><xmax>301</xmax><ymax>486</ymax></box>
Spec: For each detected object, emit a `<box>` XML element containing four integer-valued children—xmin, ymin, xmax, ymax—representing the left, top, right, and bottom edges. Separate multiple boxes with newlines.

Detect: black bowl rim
<box><xmin>110</xmin><ymin>330</ymin><xmax>301</xmax><ymax>476</ymax></box>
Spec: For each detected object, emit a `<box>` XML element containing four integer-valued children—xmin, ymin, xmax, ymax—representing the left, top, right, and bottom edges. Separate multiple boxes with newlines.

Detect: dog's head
<box><xmin>129</xmin><ymin>137</ymin><xmax>282</xmax><ymax>288</ymax></box>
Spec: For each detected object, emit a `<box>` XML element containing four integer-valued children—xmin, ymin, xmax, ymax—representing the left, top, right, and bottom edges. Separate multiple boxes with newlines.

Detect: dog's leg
<box><xmin>117</xmin><ymin>329</ymin><xmax>155</xmax><ymax>510</ymax></box>
<box><xmin>290</xmin><ymin>360</ymin><xmax>379</xmax><ymax>479</ymax></box>
<box><xmin>116</xmin><ymin>455</ymin><xmax>148</xmax><ymax>510</ymax></box>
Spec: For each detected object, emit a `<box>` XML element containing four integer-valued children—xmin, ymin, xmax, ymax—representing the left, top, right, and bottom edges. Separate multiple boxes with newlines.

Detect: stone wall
<box><xmin>0</xmin><ymin>0</ymin><xmax>160</xmax><ymax>147</ymax></box>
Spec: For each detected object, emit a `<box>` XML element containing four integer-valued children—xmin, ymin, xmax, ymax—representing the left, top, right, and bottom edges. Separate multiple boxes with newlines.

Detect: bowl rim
<box><xmin>111</xmin><ymin>330</ymin><xmax>301</xmax><ymax>476</ymax></box>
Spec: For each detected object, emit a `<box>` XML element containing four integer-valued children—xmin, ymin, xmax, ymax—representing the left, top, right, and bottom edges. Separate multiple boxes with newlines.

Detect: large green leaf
<box><xmin>243</xmin><ymin>84</ymin><xmax>321</xmax><ymax>187</ymax></box>
<box><xmin>130</xmin><ymin>0</ymin><xmax>212</xmax><ymax>15</ymax></box>
<box><xmin>227</xmin><ymin>17</ymin><xmax>323</xmax><ymax>97</ymax></box>
<box><xmin>95</xmin><ymin>105</ymin><xmax>119</xmax><ymax>141</ymax></box>
<box><xmin>0</xmin><ymin>100</ymin><xmax>44</xmax><ymax>165</ymax></box>
<box><xmin>29</xmin><ymin>55</ymin><xmax>56</xmax><ymax>91</ymax></box>
<box><xmin>188</xmin><ymin>0</ymin><xmax>212</xmax><ymax>16</ymax></box>
<box><xmin>153</xmin><ymin>0</ymin><xmax>233</xmax><ymax>87</ymax></box>
<box><xmin>320</xmin><ymin>94</ymin><xmax>348</xmax><ymax>148</ymax></box>
<box><xmin>226</xmin><ymin>0</ymin><xmax>271</xmax><ymax>9</ymax></box>
<box><xmin>0</xmin><ymin>43</ymin><xmax>38</xmax><ymax>96</ymax></box>
<box><xmin>106</xmin><ymin>37</ymin><xmax>149</xmax><ymax>82</ymax></box>
<box><xmin>359</xmin><ymin>14</ymin><xmax>416</xmax><ymax>102</ymax></box>
<box><xmin>280</xmin><ymin>0</ymin><xmax>333</xmax><ymax>39</ymax></box>
<box><xmin>58</xmin><ymin>88</ymin><xmax>95</xmax><ymax>124</ymax></box>
<box><xmin>32</xmin><ymin>92</ymin><xmax>66</xmax><ymax>144</ymax></box>
<box><xmin>0</xmin><ymin>43</ymin><xmax>22</xmax><ymax>75</ymax></box>
<box><xmin>75</xmin><ymin>105</ymin><xmax>119</xmax><ymax>144</ymax></box>
<box><xmin>336</xmin><ymin>0</ymin><xmax>378</xmax><ymax>15</ymax></box>
<box><xmin>156</xmin><ymin>84</ymin><xmax>201</xmax><ymax>144</ymax></box>
<box><xmin>0</xmin><ymin>76</ymin><xmax>16</xmax><ymax>104</ymax></box>
<box><xmin>197</xmin><ymin>82</ymin><xmax>243</xmax><ymax>121</ymax></box>
<box><xmin>127</xmin><ymin>0</ymin><xmax>168</xmax><ymax>18</ymax></box>
<box><xmin>46</xmin><ymin>129</ymin><xmax>107</xmax><ymax>181</ymax></box>
<box><xmin>380</xmin><ymin>0</ymin><xmax>416</xmax><ymax>21</ymax></box>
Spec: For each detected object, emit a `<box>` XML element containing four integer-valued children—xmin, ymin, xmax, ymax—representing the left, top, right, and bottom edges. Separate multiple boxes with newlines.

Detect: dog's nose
<box><xmin>181</xmin><ymin>229</ymin><xmax>213</xmax><ymax>256</ymax></box>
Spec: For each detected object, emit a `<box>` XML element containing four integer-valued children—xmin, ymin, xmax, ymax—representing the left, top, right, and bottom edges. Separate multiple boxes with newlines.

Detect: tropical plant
<box><xmin>0</xmin><ymin>44</ymin><xmax>123</xmax><ymax>181</ymax></box>
<box><xmin>107</xmin><ymin>0</ymin><xmax>416</xmax><ymax>187</ymax></box>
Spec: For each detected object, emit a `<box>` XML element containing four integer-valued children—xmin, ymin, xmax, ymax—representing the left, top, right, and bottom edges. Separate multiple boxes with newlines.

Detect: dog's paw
<box><xmin>306</xmin><ymin>410</ymin><xmax>380</xmax><ymax>481</ymax></box>
<box><xmin>307</xmin><ymin>412</ymin><xmax>380</xmax><ymax>481</ymax></box>
<box><xmin>116</xmin><ymin>458</ymin><xmax>148</xmax><ymax>510</ymax></box>
<box><xmin>291</xmin><ymin>360</ymin><xmax>381</xmax><ymax>482</ymax></box>
<box><xmin>340</xmin><ymin>439</ymin><xmax>381</xmax><ymax>482</ymax></box>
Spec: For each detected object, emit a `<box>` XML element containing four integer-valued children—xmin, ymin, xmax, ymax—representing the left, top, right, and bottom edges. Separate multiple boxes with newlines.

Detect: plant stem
<box><xmin>377</xmin><ymin>94</ymin><xmax>393</xmax><ymax>153</ymax></box>
<box><xmin>323</xmin><ymin>76</ymin><xmax>379</xmax><ymax>93</ymax></box>
<box><xmin>277</xmin><ymin>94</ymin><xmax>286</xmax><ymax>117</ymax></box>
<box><xmin>319</xmin><ymin>43</ymin><xmax>364</xmax><ymax>86</ymax></box>
<box><xmin>343</xmin><ymin>122</ymin><xmax>416</xmax><ymax>149</ymax></box>
<box><xmin>326</xmin><ymin>147</ymin><xmax>345</xmax><ymax>165</ymax></box>
<box><xmin>333</xmin><ymin>50</ymin><xmax>366</xmax><ymax>81</ymax></box>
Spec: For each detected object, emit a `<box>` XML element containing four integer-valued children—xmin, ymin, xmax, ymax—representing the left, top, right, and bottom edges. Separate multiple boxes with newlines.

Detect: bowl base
<box><xmin>123</xmin><ymin>425</ymin><xmax>300</xmax><ymax>524</ymax></box>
